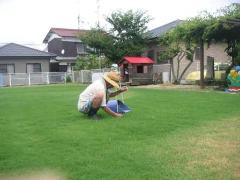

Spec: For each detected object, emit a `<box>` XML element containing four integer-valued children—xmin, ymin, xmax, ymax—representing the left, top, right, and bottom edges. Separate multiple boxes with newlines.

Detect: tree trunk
<box><xmin>199</xmin><ymin>39</ymin><xmax>205</xmax><ymax>89</ymax></box>
<box><xmin>175</xmin><ymin>52</ymin><xmax>186</xmax><ymax>84</ymax></box>
<box><xmin>176</xmin><ymin>59</ymin><xmax>180</xmax><ymax>81</ymax></box>
<box><xmin>178</xmin><ymin>60</ymin><xmax>193</xmax><ymax>82</ymax></box>
<box><xmin>176</xmin><ymin>52</ymin><xmax>185</xmax><ymax>81</ymax></box>
<box><xmin>170</xmin><ymin>59</ymin><xmax>177</xmax><ymax>83</ymax></box>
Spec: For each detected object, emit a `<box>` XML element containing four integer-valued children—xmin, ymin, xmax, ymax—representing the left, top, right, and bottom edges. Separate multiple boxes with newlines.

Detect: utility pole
<box><xmin>77</xmin><ymin>15</ymin><xmax>80</xmax><ymax>30</ymax></box>
<box><xmin>96</xmin><ymin>0</ymin><xmax>100</xmax><ymax>28</ymax></box>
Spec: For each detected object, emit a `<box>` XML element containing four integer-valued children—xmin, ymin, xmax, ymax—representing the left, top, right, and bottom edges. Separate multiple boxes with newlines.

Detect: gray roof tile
<box><xmin>0</xmin><ymin>43</ymin><xmax>56</xmax><ymax>57</ymax></box>
<box><xmin>148</xmin><ymin>19</ymin><xmax>183</xmax><ymax>39</ymax></box>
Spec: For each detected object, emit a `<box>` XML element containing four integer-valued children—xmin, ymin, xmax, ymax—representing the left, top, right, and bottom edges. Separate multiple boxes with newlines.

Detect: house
<box><xmin>118</xmin><ymin>56</ymin><xmax>155</xmax><ymax>85</ymax></box>
<box><xmin>0</xmin><ymin>43</ymin><xmax>56</xmax><ymax>73</ymax></box>
<box><xmin>177</xmin><ymin>42</ymin><xmax>231</xmax><ymax>82</ymax></box>
<box><xmin>43</xmin><ymin>28</ymin><xmax>89</xmax><ymax>72</ymax></box>
<box><xmin>144</xmin><ymin>19</ymin><xmax>183</xmax><ymax>63</ymax></box>
<box><xmin>144</xmin><ymin>20</ymin><xmax>232</xmax><ymax>82</ymax></box>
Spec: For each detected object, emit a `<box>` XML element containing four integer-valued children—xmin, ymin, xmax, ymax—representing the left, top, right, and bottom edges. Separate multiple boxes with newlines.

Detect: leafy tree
<box><xmin>180</xmin><ymin>13</ymin><xmax>216</xmax><ymax>88</ymax></box>
<box><xmin>159</xmin><ymin>27</ymin><xmax>194</xmax><ymax>84</ymax></box>
<box><xmin>81</xmin><ymin>10</ymin><xmax>151</xmax><ymax>63</ymax></box>
<box><xmin>80</xmin><ymin>28</ymin><xmax>115</xmax><ymax>58</ymax></box>
<box><xmin>74</xmin><ymin>54</ymin><xmax>111</xmax><ymax>70</ymax></box>
<box><xmin>159</xmin><ymin>14</ymin><xmax>213</xmax><ymax>85</ymax></box>
<box><xmin>174</xmin><ymin>5</ymin><xmax>240</xmax><ymax>87</ymax></box>
<box><xmin>162</xmin><ymin>4</ymin><xmax>239</xmax><ymax>87</ymax></box>
<box><xmin>204</xmin><ymin>3</ymin><xmax>240</xmax><ymax>68</ymax></box>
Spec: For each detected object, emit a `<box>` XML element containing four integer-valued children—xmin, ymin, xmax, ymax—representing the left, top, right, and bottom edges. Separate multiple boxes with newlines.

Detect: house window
<box><xmin>77</xmin><ymin>43</ymin><xmax>86</xmax><ymax>55</ymax></box>
<box><xmin>214</xmin><ymin>62</ymin><xmax>229</xmax><ymax>71</ymax></box>
<box><xmin>194</xmin><ymin>47</ymin><xmax>201</xmax><ymax>60</ymax></box>
<box><xmin>196</xmin><ymin>62</ymin><xmax>200</xmax><ymax>71</ymax></box>
<box><xmin>26</xmin><ymin>63</ymin><xmax>41</xmax><ymax>73</ymax></box>
<box><xmin>59</xmin><ymin>65</ymin><xmax>67</xmax><ymax>72</ymax></box>
<box><xmin>0</xmin><ymin>64</ymin><xmax>7</xmax><ymax>73</ymax></box>
<box><xmin>0</xmin><ymin>64</ymin><xmax>15</xmax><ymax>73</ymax></box>
<box><xmin>137</xmin><ymin>65</ymin><xmax>143</xmax><ymax>73</ymax></box>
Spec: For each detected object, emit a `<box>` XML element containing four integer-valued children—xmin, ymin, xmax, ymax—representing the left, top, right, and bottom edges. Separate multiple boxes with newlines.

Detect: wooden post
<box><xmin>199</xmin><ymin>39</ymin><xmax>205</xmax><ymax>89</ymax></box>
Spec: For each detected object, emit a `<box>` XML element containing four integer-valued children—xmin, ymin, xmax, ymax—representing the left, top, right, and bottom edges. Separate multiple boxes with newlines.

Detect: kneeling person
<box><xmin>77</xmin><ymin>71</ymin><xmax>128</xmax><ymax>119</ymax></box>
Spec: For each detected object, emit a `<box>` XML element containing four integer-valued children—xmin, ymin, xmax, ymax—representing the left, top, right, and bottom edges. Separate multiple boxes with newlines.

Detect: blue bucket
<box><xmin>106</xmin><ymin>100</ymin><xmax>131</xmax><ymax>113</ymax></box>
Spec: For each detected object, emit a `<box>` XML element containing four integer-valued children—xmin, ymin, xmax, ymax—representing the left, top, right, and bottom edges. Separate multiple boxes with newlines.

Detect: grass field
<box><xmin>0</xmin><ymin>84</ymin><xmax>239</xmax><ymax>180</ymax></box>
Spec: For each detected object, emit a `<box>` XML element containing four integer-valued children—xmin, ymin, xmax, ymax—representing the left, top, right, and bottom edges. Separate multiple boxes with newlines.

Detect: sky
<box><xmin>0</xmin><ymin>0</ymin><xmax>238</xmax><ymax>49</ymax></box>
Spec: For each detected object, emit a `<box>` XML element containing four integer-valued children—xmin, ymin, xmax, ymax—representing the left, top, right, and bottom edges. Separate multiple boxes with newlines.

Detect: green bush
<box><xmin>65</xmin><ymin>75</ymin><xmax>72</xmax><ymax>83</ymax></box>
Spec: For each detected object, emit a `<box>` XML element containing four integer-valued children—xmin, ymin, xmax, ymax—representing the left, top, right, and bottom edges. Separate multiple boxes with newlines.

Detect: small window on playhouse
<box><xmin>137</xmin><ymin>65</ymin><xmax>143</xmax><ymax>73</ymax></box>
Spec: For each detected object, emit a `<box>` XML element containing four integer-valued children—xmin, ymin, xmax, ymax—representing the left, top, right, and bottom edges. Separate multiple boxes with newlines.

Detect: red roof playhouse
<box><xmin>118</xmin><ymin>56</ymin><xmax>155</xmax><ymax>85</ymax></box>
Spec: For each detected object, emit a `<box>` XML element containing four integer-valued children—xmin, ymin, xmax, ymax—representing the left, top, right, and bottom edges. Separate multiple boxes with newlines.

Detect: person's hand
<box><xmin>120</xmin><ymin>86</ymin><xmax>128</xmax><ymax>92</ymax></box>
<box><xmin>115</xmin><ymin>113</ymin><xmax>123</xmax><ymax>117</ymax></box>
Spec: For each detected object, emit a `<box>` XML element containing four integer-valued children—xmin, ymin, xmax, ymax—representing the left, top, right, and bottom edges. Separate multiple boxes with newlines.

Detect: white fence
<box><xmin>153</xmin><ymin>64</ymin><xmax>171</xmax><ymax>84</ymax></box>
<box><xmin>0</xmin><ymin>68</ymin><xmax>111</xmax><ymax>87</ymax></box>
<box><xmin>0</xmin><ymin>66</ymin><xmax>171</xmax><ymax>87</ymax></box>
<box><xmin>0</xmin><ymin>72</ymin><xmax>73</xmax><ymax>87</ymax></box>
<box><xmin>73</xmin><ymin>68</ymin><xmax>111</xmax><ymax>84</ymax></box>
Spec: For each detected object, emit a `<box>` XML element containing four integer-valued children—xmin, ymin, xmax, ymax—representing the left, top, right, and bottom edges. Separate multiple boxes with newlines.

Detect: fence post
<box><xmin>64</xmin><ymin>72</ymin><xmax>67</xmax><ymax>84</ymax></box>
<box><xmin>9</xmin><ymin>73</ymin><xmax>12</xmax><ymax>87</ymax></box>
<box><xmin>72</xmin><ymin>71</ymin><xmax>75</xmax><ymax>83</ymax></box>
<box><xmin>28</xmin><ymin>73</ymin><xmax>31</xmax><ymax>86</ymax></box>
<box><xmin>47</xmin><ymin>72</ymin><xmax>50</xmax><ymax>84</ymax></box>
<box><xmin>81</xmin><ymin>70</ymin><xmax>84</xmax><ymax>83</ymax></box>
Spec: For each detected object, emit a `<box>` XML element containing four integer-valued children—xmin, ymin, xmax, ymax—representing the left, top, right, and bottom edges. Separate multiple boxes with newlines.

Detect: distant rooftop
<box><xmin>0</xmin><ymin>43</ymin><xmax>56</xmax><ymax>58</ymax></box>
<box><xmin>148</xmin><ymin>19</ymin><xmax>183</xmax><ymax>39</ymax></box>
<box><xmin>43</xmin><ymin>28</ymin><xmax>89</xmax><ymax>43</ymax></box>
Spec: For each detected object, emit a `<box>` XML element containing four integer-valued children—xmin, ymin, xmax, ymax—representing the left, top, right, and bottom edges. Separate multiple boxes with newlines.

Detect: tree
<box><xmin>159</xmin><ymin>26</ymin><xmax>194</xmax><ymax>84</ymax></box>
<box><xmin>180</xmin><ymin>13</ymin><xmax>216</xmax><ymax>88</ymax></box>
<box><xmin>162</xmin><ymin>4</ymin><xmax>239</xmax><ymax>87</ymax></box>
<box><xmin>74</xmin><ymin>54</ymin><xmax>111</xmax><ymax>70</ymax></box>
<box><xmin>80</xmin><ymin>28</ymin><xmax>116</xmax><ymax>60</ymax></box>
<box><xmin>172</xmin><ymin>4</ymin><xmax>240</xmax><ymax>87</ymax></box>
<box><xmin>204</xmin><ymin>3</ymin><xmax>240</xmax><ymax>67</ymax></box>
<box><xmin>159</xmin><ymin>13</ymin><xmax>214</xmax><ymax>86</ymax></box>
<box><xmin>81</xmin><ymin>10</ymin><xmax>151</xmax><ymax>63</ymax></box>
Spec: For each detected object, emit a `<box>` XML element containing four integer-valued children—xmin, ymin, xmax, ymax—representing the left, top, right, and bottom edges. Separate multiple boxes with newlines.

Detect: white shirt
<box><xmin>77</xmin><ymin>78</ymin><xmax>107</xmax><ymax>110</ymax></box>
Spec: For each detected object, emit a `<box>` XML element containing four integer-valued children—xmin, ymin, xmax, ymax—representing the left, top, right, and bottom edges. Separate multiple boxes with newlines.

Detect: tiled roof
<box><xmin>0</xmin><ymin>43</ymin><xmax>56</xmax><ymax>57</ymax></box>
<box><xmin>147</xmin><ymin>19</ymin><xmax>183</xmax><ymax>39</ymax></box>
<box><xmin>43</xmin><ymin>28</ymin><xmax>89</xmax><ymax>43</ymax></box>
<box><xmin>50</xmin><ymin>28</ymin><xmax>87</xmax><ymax>37</ymax></box>
<box><xmin>119</xmin><ymin>56</ymin><xmax>155</xmax><ymax>65</ymax></box>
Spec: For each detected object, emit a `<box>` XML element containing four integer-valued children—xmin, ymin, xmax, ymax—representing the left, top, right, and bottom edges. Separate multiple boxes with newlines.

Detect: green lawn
<box><xmin>0</xmin><ymin>84</ymin><xmax>239</xmax><ymax>180</ymax></box>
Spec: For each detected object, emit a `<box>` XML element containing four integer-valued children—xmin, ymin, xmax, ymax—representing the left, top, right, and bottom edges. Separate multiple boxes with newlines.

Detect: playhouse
<box><xmin>118</xmin><ymin>56</ymin><xmax>155</xmax><ymax>85</ymax></box>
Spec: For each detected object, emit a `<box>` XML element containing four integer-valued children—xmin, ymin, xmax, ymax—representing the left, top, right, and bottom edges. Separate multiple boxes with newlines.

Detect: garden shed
<box><xmin>118</xmin><ymin>56</ymin><xmax>155</xmax><ymax>85</ymax></box>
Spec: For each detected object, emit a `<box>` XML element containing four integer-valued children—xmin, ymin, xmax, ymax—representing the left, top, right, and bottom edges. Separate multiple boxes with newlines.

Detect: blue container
<box><xmin>107</xmin><ymin>100</ymin><xmax>131</xmax><ymax>113</ymax></box>
<box><xmin>236</xmin><ymin>66</ymin><xmax>240</xmax><ymax>72</ymax></box>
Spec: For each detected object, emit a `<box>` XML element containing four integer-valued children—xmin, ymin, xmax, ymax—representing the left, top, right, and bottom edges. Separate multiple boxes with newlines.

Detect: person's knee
<box><xmin>96</xmin><ymin>92</ymin><xmax>104</xmax><ymax>99</ymax></box>
<box><xmin>92</xmin><ymin>92</ymin><xmax>104</xmax><ymax>108</ymax></box>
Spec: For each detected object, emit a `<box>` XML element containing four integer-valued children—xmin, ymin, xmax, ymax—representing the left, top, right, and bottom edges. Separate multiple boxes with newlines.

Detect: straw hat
<box><xmin>103</xmin><ymin>71</ymin><xmax>120</xmax><ymax>89</ymax></box>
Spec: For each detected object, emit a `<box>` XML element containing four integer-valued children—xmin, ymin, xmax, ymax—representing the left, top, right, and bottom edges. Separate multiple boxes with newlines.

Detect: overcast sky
<box><xmin>0</xmin><ymin>0</ymin><xmax>238</xmax><ymax>49</ymax></box>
